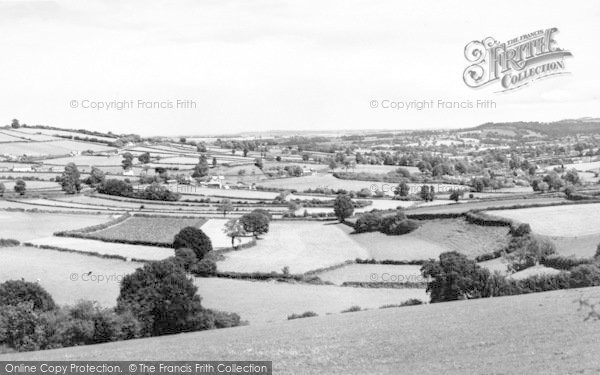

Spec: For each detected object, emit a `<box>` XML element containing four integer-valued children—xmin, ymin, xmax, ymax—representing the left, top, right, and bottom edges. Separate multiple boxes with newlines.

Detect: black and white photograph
<box><xmin>1</xmin><ymin>0</ymin><xmax>600</xmax><ymax>374</ymax></box>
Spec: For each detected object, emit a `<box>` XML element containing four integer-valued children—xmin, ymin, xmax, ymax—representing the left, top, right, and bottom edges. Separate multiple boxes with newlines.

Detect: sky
<box><xmin>0</xmin><ymin>0</ymin><xmax>599</xmax><ymax>136</ymax></box>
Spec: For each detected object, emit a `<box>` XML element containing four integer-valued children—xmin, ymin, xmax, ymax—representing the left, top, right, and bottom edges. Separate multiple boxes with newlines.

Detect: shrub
<box><xmin>341</xmin><ymin>306</ymin><xmax>362</xmax><ymax>313</ymax></box>
<box><xmin>173</xmin><ymin>248</ymin><xmax>198</xmax><ymax>272</ymax></box>
<box><xmin>190</xmin><ymin>259</ymin><xmax>217</xmax><ymax>277</ymax></box>
<box><xmin>173</xmin><ymin>227</ymin><xmax>213</xmax><ymax>261</ymax></box>
<box><xmin>354</xmin><ymin>212</ymin><xmax>382</xmax><ymax>233</ymax></box>
<box><xmin>287</xmin><ymin>311</ymin><xmax>318</xmax><ymax>320</ymax></box>
<box><xmin>0</xmin><ymin>303</ymin><xmax>45</xmax><ymax>351</ymax></box>
<box><xmin>510</xmin><ymin>223</ymin><xmax>532</xmax><ymax>237</ymax></box>
<box><xmin>0</xmin><ymin>238</ymin><xmax>20</xmax><ymax>247</ymax></box>
<box><xmin>504</xmin><ymin>235</ymin><xmax>556</xmax><ymax>272</ymax></box>
<box><xmin>569</xmin><ymin>264</ymin><xmax>600</xmax><ymax>288</ymax></box>
<box><xmin>540</xmin><ymin>255</ymin><xmax>593</xmax><ymax>270</ymax></box>
<box><xmin>381</xmin><ymin>218</ymin><xmax>420</xmax><ymax>235</ymax></box>
<box><xmin>0</xmin><ymin>280</ymin><xmax>56</xmax><ymax>312</ymax></box>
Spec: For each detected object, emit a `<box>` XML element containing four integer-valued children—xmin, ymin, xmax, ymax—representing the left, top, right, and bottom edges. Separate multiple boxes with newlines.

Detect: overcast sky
<box><xmin>1</xmin><ymin>0</ymin><xmax>599</xmax><ymax>136</ymax></box>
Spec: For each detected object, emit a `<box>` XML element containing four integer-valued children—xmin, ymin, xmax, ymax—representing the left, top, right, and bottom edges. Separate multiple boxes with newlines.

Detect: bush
<box><xmin>510</xmin><ymin>223</ymin><xmax>532</xmax><ymax>237</ymax></box>
<box><xmin>287</xmin><ymin>311</ymin><xmax>318</xmax><ymax>320</ymax></box>
<box><xmin>0</xmin><ymin>280</ymin><xmax>56</xmax><ymax>312</ymax></box>
<box><xmin>173</xmin><ymin>227</ymin><xmax>213</xmax><ymax>261</ymax></box>
<box><xmin>569</xmin><ymin>264</ymin><xmax>600</xmax><ymax>288</ymax></box>
<box><xmin>381</xmin><ymin>218</ymin><xmax>420</xmax><ymax>235</ymax></box>
<box><xmin>540</xmin><ymin>255</ymin><xmax>593</xmax><ymax>270</ymax></box>
<box><xmin>504</xmin><ymin>235</ymin><xmax>556</xmax><ymax>272</ymax></box>
<box><xmin>341</xmin><ymin>305</ymin><xmax>362</xmax><ymax>313</ymax></box>
<box><xmin>354</xmin><ymin>212</ymin><xmax>383</xmax><ymax>233</ymax></box>
<box><xmin>0</xmin><ymin>238</ymin><xmax>20</xmax><ymax>247</ymax></box>
<box><xmin>0</xmin><ymin>303</ymin><xmax>45</xmax><ymax>351</ymax></box>
<box><xmin>190</xmin><ymin>259</ymin><xmax>217</xmax><ymax>277</ymax></box>
<box><xmin>173</xmin><ymin>248</ymin><xmax>198</xmax><ymax>272</ymax></box>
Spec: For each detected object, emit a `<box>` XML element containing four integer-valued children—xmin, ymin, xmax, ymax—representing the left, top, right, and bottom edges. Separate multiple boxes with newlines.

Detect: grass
<box><xmin>489</xmin><ymin>203</ymin><xmax>600</xmax><ymax>236</ymax></box>
<box><xmin>338</xmin><ymin>219</ymin><xmax>509</xmax><ymax>261</ymax></box>
<box><xmin>316</xmin><ymin>264</ymin><xmax>424</xmax><ymax>285</ymax></box>
<box><xmin>5</xmin><ymin>287</ymin><xmax>600</xmax><ymax>375</ymax></box>
<box><xmin>0</xmin><ymin>246</ymin><xmax>142</xmax><ymax>308</ymax></box>
<box><xmin>217</xmin><ymin>222</ymin><xmax>369</xmax><ymax>274</ymax></box>
<box><xmin>543</xmin><ymin>234</ymin><xmax>600</xmax><ymax>258</ymax></box>
<box><xmin>28</xmin><ymin>236</ymin><xmax>174</xmax><ymax>261</ymax></box>
<box><xmin>0</xmin><ymin>212</ymin><xmax>111</xmax><ymax>241</ymax></box>
<box><xmin>89</xmin><ymin>216</ymin><xmax>207</xmax><ymax>244</ymax></box>
<box><xmin>0</xmin><ymin>140</ymin><xmax>113</xmax><ymax>156</ymax></box>
<box><xmin>407</xmin><ymin>196</ymin><xmax>566</xmax><ymax>214</ymax></box>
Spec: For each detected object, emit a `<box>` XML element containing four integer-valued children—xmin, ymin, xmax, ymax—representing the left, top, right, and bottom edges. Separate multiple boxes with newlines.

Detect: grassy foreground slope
<box><xmin>3</xmin><ymin>287</ymin><xmax>600</xmax><ymax>374</ymax></box>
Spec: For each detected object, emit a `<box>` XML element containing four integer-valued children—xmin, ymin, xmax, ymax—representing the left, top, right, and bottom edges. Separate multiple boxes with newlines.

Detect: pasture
<box><xmin>28</xmin><ymin>237</ymin><xmax>174</xmax><ymax>261</ymax></box>
<box><xmin>316</xmin><ymin>263</ymin><xmax>424</xmax><ymax>285</ymax></box>
<box><xmin>0</xmin><ymin>140</ymin><xmax>114</xmax><ymax>156</ymax></box>
<box><xmin>89</xmin><ymin>216</ymin><xmax>207</xmax><ymax>244</ymax></box>
<box><xmin>0</xmin><ymin>212</ymin><xmax>111</xmax><ymax>241</ymax></box>
<box><xmin>0</xmin><ymin>246</ymin><xmax>141</xmax><ymax>308</ymax></box>
<box><xmin>488</xmin><ymin>203</ymin><xmax>600</xmax><ymax>236</ymax></box>
<box><xmin>217</xmin><ymin>222</ymin><xmax>369</xmax><ymax>274</ymax></box>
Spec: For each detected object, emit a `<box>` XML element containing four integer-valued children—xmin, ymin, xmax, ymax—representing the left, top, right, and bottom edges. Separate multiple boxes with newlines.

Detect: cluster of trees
<box><xmin>531</xmin><ymin>169</ymin><xmax>580</xmax><ymax>193</ymax></box>
<box><xmin>0</xmin><ymin>180</ymin><xmax>27</xmax><ymax>196</ymax></box>
<box><xmin>354</xmin><ymin>211</ymin><xmax>420</xmax><ymax>235</ymax></box>
<box><xmin>422</xmin><ymin>251</ymin><xmax>600</xmax><ymax>303</ymax></box>
<box><xmin>0</xmin><ymin>260</ymin><xmax>241</xmax><ymax>352</ymax></box>
<box><xmin>222</xmin><ymin>209</ymin><xmax>272</xmax><ymax>248</ymax></box>
<box><xmin>97</xmin><ymin>179</ymin><xmax>180</xmax><ymax>201</ymax></box>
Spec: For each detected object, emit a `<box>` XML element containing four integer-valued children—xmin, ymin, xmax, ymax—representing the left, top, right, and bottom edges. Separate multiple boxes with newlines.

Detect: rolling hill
<box><xmin>3</xmin><ymin>287</ymin><xmax>600</xmax><ymax>374</ymax></box>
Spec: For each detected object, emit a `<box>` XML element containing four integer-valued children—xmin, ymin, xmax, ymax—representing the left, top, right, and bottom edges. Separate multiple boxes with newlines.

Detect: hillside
<box><xmin>3</xmin><ymin>287</ymin><xmax>600</xmax><ymax>374</ymax></box>
<box><xmin>471</xmin><ymin>118</ymin><xmax>600</xmax><ymax>137</ymax></box>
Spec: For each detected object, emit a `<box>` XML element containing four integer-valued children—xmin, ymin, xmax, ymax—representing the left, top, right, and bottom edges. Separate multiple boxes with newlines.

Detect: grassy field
<box><xmin>407</xmin><ymin>197</ymin><xmax>565</xmax><ymax>214</ymax></box>
<box><xmin>41</xmin><ymin>155</ymin><xmax>125</xmax><ymax>166</ymax></box>
<box><xmin>0</xmin><ymin>140</ymin><xmax>114</xmax><ymax>156</ymax></box>
<box><xmin>6</xmin><ymin>287</ymin><xmax>600</xmax><ymax>375</ymax></box>
<box><xmin>0</xmin><ymin>180</ymin><xmax>59</xmax><ymax>190</ymax></box>
<box><xmin>90</xmin><ymin>216</ymin><xmax>207</xmax><ymax>244</ymax></box>
<box><xmin>217</xmin><ymin>222</ymin><xmax>369</xmax><ymax>274</ymax></box>
<box><xmin>508</xmin><ymin>265</ymin><xmax>563</xmax><ymax>280</ymax></box>
<box><xmin>544</xmin><ymin>234</ymin><xmax>600</xmax><ymax>258</ymax></box>
<box><xmin>0</xmin><ymin>246</ymin><xmax>141</xmax><ymax>307</ymax></box>
<box><xmin>316</xmin><ymin>263</ymin><xmax>424</xmax><ymax>285</ymax></box>
<box><xmin>489</xmin><ymin>203</ymin><xmax>600</xmax><ymax>236</ymax></box>
<box><xmin>338</xmin><ymin>219</ymin><xmax>508</xmax><ymax>261</ymax></box>
<box><xmin>28</xmin><ymin>237</ymin><xmax>174</xmax><ymax>261</ymax></box>
<box><xmin>0</xmin><ymin>212</ymin><xmax>111</xmax><ymax>241</ymax></box>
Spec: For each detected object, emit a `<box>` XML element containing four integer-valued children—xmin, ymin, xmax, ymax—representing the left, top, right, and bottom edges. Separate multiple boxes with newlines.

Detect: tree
<box><xmin>138</xmin><ymin>152</ymin><xmax>150</xmax><ymax>164</ymax></box>
<box><xmin>0</xmin><ymin>182</ymin><xmax>5</xmax><ymax>197</ymax></box>
<box><xmin>192</xmin><ymin>155</ymin><xmax>209</xmax><ymax>178</ymax></box>
<box><xmin>88</xmin><ymin>166</ymin><xmax>106</xmax><ymax>186</ymax></box>
<box><xmin>173</xmin><ymin>227</ymin><xmax>213</xmax><ymax>261</ymax></box>
<box><xmin>328</xmin><ymin>159</ymin><xmax>337</xmax><ymax>172</ymax></box>
<box><xmin>14</xmin><ymin>180</ymin><xmax>26</xmax><ymax>195</ymax></box>
<box><xmin>302</xmin><ymin>153</ymin><xmax>310</xmax><ymax>161</ymax></box>
<box><xmin>394</xmin><ymin>182</ymin><xmax>410</xmax><ymax>197</ymax></box>
<box><xmin>421</xmin><ymin>252</ymin><xmax>492</xmax><ymax>303</ymax></box>
<box><xmin>0</xmin><ymin>280</ymin><xmax>56</xmax><ymax>311</ymax></box>
<box><xmin>212</xmin><ymin>157</ymin><xmax>217</xmax><ymax>168</ymax></box>
<box><xmin>121</xmin><ymin>152</ymin><xmax>134</xmax><ymax>170</ymax></box>
<box><xmin>179</xmin><ymin>137</ymin><xmax>186</xmax><ymax>143</ymax></box>
<box><xmin>60</xmin><ymin>162</ymin><xmax>81</xmax><ymax>194</ymax></box>
<box><xmin>217</xmin><ymin>199</ymin><xmax>233</xmax><ymax>217</ymax></box>
<box><xmin>223</xmin><ymin>218</ymin><xmax>247</xmax><ymax>248</ymax></box>
<box><xmin>450</xmin><ymin>190</ymin><xmax>464</xmax><ymax>202</ymax></box>
<box><xmin>254</xmin><ymin>158</ymin><xmax>263</xmax><ymax>169</ymax></box>
<box><xmin>419</xmin><ymin>185</ymin><xmax>430</xmax><ymax>201</ymax></box>
<box><xmin>116</xmin><ymin>260</ymin><xmax>205</xmax><ymax>337</ymax></box>
<box><xmin>10</xmin><ymin>119</ymin><xmax>20</xmax><ymax>129</ymax></box>
<box><xmin>333</xmin><ymin>194</ymin><xmax>354</xmax><ymax>222</ymax></box>
<box><xmin>197</xmin><ymin>143</ymin><xmax>207</xmax><ymax>153</ymax></box>
<box><xmin>563</xmin><ymin>169</ymin><xmax>580</xmax><ymax>185</ymax></box>
<box><xmin>240</xmin><ymin>212</ymin><xmax>270</xmax><ymax>238</ymax></box>
<box><xmin>97</xmin><ymin>179</ymin><xmax>133</xmax><ymax>197</ymax></box>
<box><xmin>243</xmin><ymin>148</ymin><xmax>249</xmax><ymax>157</ymax></box>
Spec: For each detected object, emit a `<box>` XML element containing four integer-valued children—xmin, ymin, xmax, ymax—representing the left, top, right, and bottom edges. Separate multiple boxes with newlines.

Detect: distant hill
<box><xmin>3</xmin><ymin>287</ymin><xmax>599</xmax><ymax>374</ymax></box>
<box><xmin>470</xmin><ymin>118</ymin><xmax>600</xmax><ymax>137</ymax></box>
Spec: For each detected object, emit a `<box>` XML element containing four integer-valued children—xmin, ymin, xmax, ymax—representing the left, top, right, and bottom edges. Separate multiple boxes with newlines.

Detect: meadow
<box><xmin>0</xmin><ymin>212</ymin><xmax>111</xmax><ymax>241</ymax></box>
<box><xmin>316</xmin><ymin>263</ymin><xmax>424</xmax><ymax>285</ymax></box>
<box><xmin>1</xmin><ymin>140</ymin><xmax>114</xmax><ymax>156</ymax></box>
<box><xmin>217</xmin><ymin>222</ymin><xmax>369</xmax><ymax>274</ymax></box>
<box><xmin>488</xmin><ymin>203</ymin><xmax>600</xmax><ymax>236</ymax></box>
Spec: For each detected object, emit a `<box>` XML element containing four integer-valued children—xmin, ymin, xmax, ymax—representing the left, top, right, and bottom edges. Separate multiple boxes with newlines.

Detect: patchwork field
<box><xmin>0</xmin><ymin>246</ymin><xmax>141</xmax><ymax>307</ymax></box>
<box><xmin>316</xmin><ymin>263</ymin><xmax>424</xmax><ymax>285</ymax></box>
<box><xmin>89</xmin><ymin>216</ymin><xmax>207</xmax><ymax>244</ymax></box>
<box><xmin>28</xmin><ymin>237</ymin><xmax>174</xmax><ymax>261</ymax></box>
<box><xmin>217</xmin><ymin>222</ymin><xmax>369</xmax><ymax>274</ymax></box>
<box><xmin>0</xmin><ymin>212</ymin><xmax>111</xmax><ymax>241</ymax></box>
<box><xmin>488</xmin><ymin>203</ymin><xmax>600</xmax><ymax>236</ymax></box>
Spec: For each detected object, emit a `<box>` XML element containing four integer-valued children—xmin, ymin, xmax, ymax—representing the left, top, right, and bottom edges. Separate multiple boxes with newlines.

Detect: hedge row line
<box><xmin>341</xmin><ymin>281</ymin><xmax>427</xmax><ymax>289</ymax></box>
<box><xmin>22</xmin><ymin>243</ymin><xmax>130</xmax><ymax>262</ymax></box>
<box><xmin>214</xmin><ymin>271</ymin><xmax>331</xmax><ymax>285</ymax></box>
<box><xmin>355</xmin><ymin>258</ymin><xmax>426</xmax><ymax>265</ymax></box>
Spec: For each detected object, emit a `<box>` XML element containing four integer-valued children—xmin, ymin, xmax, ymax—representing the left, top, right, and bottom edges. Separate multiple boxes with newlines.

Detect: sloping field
<box><xmin>0</xmin><ymin>212</ymin><xmax>111</xmax><ymax>241</ymax></box>
<box><xmin>544</xmin><ymin>234</ymin><xmax>600</xmax><ymax>258</ymax></box>
<box><xmin>0</xmin><ymin>246</ymin><xmax>141</xmax><ymax>307</ymax></box>
<box><xmin>0</xmin><ymin>140</ymin><xmax>114</xmax><ymax>156</ymax></box>
<box><xmin>28</xmin><ymin>237</ymin><xmax>174</xmax><ymax>261</ymax></box>
<box><xmin>41</xmin><ymin>155</ymin><xmax>125</xmax><ymax>166</ymax></box>
<box><xmin>89</xmin><ymin>216</ymin><xmax>207</xmax><ymax>244</ymax></box>
<box><xmin>488</xmin><ymin>203</ymin><xmax>600</xmax><ymax>236</ymax></box>
<box><xmin>178</xmin><ymin>188</ymin><xmax>278</xmax><ymax>200</ymax></box>
<box><xmin>6</xmin><ymin>287</ymin><xmax>600</xmax><ymax>375</ymax></box>
<box><xmin>338</xmin><ymin>219</ymin><xmax>508</xmax><ymax>261</ymax></box>
<box><xmin>217</xmin><ymin>222</ymin><xmax>369</xmax><ymax>274</ymax></box>
<box><xmin>15</xmin><ymin>128</ymin><xmax>117</xmax><ymax>142</ymax></box>
<box><xmin>406</xmin><ymin>197</ymin><xmax>565</xmax><ymax>214</ymax></box>
<box><xmin>317</xmin><ymin>263</ymin><xmax>424</xmax><ymax>285</ymax></box>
